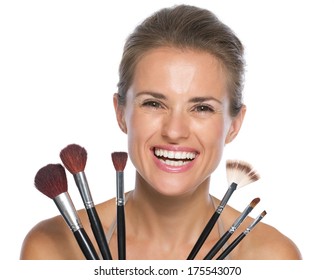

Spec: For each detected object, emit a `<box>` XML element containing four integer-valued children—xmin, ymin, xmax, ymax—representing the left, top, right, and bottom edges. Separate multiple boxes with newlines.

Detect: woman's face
<box><xmin>115</xmin><ymin>47</ymin><xmax>245</xmax><ymax>196</ymax></box>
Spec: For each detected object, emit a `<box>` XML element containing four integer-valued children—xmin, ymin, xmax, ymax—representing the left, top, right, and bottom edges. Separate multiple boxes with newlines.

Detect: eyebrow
<box><xmin>135</xmin><ymin>91</ymin><xmax>222</xmax><ymax>104</ymax></box>
<box><xmin>188</xmin><ymin>96</ymin><xmax>222</xmax><ymax>104</ymax></box>
<box><xmin>135</xmin><ymin>91</ymin><xmax>167</xmax><ymax>100</ymax></box>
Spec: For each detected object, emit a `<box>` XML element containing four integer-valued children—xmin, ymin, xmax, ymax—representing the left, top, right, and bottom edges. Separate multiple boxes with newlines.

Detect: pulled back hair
<box><xmin>117</xmin><ymin>4</ymin><xmax>245</xmax><ymax>117</ymax></box>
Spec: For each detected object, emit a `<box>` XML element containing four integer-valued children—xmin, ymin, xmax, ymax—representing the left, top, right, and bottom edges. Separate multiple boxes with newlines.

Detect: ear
<box><xmin>225</xmin><ymin>105</ymin><xmax>246</xmax><ymax>144</ymax></box>
<box><xmin>113</xmin><ymin>93</ymin><xmax>127</xmax><ymax>134</ymax></box>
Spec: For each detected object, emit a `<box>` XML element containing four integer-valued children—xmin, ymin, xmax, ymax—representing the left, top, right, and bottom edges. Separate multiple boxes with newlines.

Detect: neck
<box><xmin>126</xmin><ymin>172</ymin><xmax>214</xmax><ymax>245</ymax></box>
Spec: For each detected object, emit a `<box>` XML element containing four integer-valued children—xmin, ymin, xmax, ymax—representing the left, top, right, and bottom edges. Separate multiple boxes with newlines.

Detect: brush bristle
<box><xmin>261</xmin><ymin>210</ymin><xmax>267</xmax><ymax>217</ymax></box>
<box><xmin>226</xmin><ymin>159</ymin><xmax>260</xmax><ymax>189</ymax></box>
<box><xmin>250</xmin><ymin>197</ymin><xmax>260</xmax><ymax>208</ymax></box>
<box><xmin>34</xmin><ymin>163</ymin><xmax>68</xmax><ymax>199</ymax></box>
<box><xmin>111</xmin><ymin>152</ymin><xmax>128</xmax><ymax>172</ymax></box>
<box><xmin>60</xmin><ymin>143</ymin><xmax>87</xmax><ymax>174</ymax></box>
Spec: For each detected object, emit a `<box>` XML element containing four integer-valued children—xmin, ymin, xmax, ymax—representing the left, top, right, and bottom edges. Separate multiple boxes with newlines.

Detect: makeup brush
<box><xmin>60</xmin><ymin>143</ymin><xmax>112</xmax><ymax>260</ymax></box>
<box><xmin>204</xmin><ymin>197</ymin><xmax>260</xmax><ymax>260</ymax></box>
<box><xmin>34</xmin><ymin>163</ymin><xmax>99</xmax><ymax>260</ymax></box>
<box><xmin>187</xmin><ymin>159</ymin><xmax>260</xmax><ymax>260</ymax></box>
<box><xmin>111</xmin><ymin>151</ymin><xmax>128</xmax><ymax>260</ymax></box>
<box><xmin>216</xmin><ymin>210</ymin><xmax>267</xmax><ymax>260</ymax></box>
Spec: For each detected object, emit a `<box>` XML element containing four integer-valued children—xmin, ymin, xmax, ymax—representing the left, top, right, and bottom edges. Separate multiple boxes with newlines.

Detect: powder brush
<box><xmin>111</xmin><ymin>151</ymin><xmax>128</xmax><ymax>260</ymax></box>
<box><xmin>216</xmin><ymin>210</ymin><xmax>267</xmax><ymax>260</ymax></box>
<box><xmin>204</xmin><ymin>197</ymin><xmax>260</xmax><ymax>260</ymax></box>
<box><xmin>34</xmin><ymin>163</ymin><xmax>99</xmax><ymax>260</ymax></box>
<box><xmin>187</xmin><ymin>160</ymin><xmax>260</xmax><ymax>260</ymax></box>
<box><xmin>60</xmin><ymin>143</ymin><xmax>112</xmax><ymax>260</ymax></box>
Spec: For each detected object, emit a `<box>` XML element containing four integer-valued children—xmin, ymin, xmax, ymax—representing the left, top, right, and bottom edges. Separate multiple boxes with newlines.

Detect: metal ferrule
<box><xmin>53</xmin><ymin>192</ymin><xmax>82</xmax><ymax>232</ymax></box>
<box><xmin>217</xmin><ymin>182</ymin><xmax>237</xmax><ymax>214</ymax></box>
<box><xmin>246</xmin><ymin>213</ymin><xmax>265</xmax><ymax>233</ymax></box>
<box><xmin>230</xmin><ymin>204</ymin><xmax>254</xmax><ymax>233</ymax></box>
<box><xmin>74</xmin><ymin>171</ymin><xmax>94</xmax><ymax>209</ymax></box>
<box><xmin>116</xmin><ymin>171</ymin><xmax>125</xmax><ymax>206</ymax></box>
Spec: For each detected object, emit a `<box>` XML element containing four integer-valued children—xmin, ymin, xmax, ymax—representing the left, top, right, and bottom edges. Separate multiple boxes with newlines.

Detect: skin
<box><xmin>20</xmin><ymin>47</ymin><xmax>302</xmax><ymax>260</ymax></box>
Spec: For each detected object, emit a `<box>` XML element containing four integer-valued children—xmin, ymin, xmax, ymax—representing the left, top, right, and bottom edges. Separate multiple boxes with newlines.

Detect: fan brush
<box><xmin>187</xmin><ymin>159</ymin><xmax>260</xmax><ymax>259</ymax></box>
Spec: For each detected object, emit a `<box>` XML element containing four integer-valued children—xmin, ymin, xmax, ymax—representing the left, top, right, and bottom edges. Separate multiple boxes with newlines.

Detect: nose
<box><xmin>161</xmin><ymin>110</ymin><xmax>190</xmax><ymax>142</ymax></box>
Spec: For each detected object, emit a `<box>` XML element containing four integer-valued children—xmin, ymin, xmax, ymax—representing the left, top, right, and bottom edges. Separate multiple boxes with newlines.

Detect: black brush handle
<box><xmin>216</xmin><ymin>232</ymin><xmax>246</xmax><ymax>260</ymax></box>
<box><xmin>87</xmin><ymin>207</ymin><xmax>113</xmax><ymax>260</ymax></box>
<box><xmin>117</xmin><ymin>205</ymin><xmax>126</xmax><ymax>260</ymax></box>
<box><xmin>204</xmin><ymin>231</ymin><xmax>232</xmax><ymax>260</ymax></box>
<box><xmin>187</xmin><ymin>212</ymin><xmax>219</xmax><ymax>260</ymax></box>
<box><xmin>73</xmin><ymin>228</ymin><xmax>100</xmax><ymax>260</ymax></box>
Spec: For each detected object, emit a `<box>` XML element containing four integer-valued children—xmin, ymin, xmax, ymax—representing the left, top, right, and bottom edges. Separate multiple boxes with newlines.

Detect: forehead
<box><xmin>131</xmin><ymin>47</ymin><xmax>229</xmax><ymax>96</ymax></box>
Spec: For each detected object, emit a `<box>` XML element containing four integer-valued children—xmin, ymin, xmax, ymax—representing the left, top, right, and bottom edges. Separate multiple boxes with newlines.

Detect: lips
<box><xmin>153</xmin><ymin>147</ymin><xmax>198</xmax><ymax>169</ymax></box>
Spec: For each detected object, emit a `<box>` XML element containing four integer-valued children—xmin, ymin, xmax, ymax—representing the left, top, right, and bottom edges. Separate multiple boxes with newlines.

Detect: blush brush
<box><xmin>34</xmin><ymin>163</ymin><xmax>99</xmax><ymax>260</ymax></box>
<box><xmin>111</xmin><ymin>151</ymin><xmax>128</xmax><ymax>260</ymax></box>
<box><xmin>216</xmin><ymin>210</ymin><xmax>267</xmax><ymax>260</ymax></box>
<box><xmin>187</xmin><ymin>159</ymin><xmax>260</xmax><ymax>260</ymax></box>
<box><xmin>203</xmin><ymin>197</ymin><xmax>260</xmax><ymax>260</ymax></box>
<box><xmin>60</xmin><ymin>143</ymin><xmax>112</xmax><ymax>260</ymax></box>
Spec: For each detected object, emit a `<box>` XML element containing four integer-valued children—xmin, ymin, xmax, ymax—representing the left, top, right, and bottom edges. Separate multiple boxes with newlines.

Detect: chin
<box><xmin>148</xmin><ymin>175</ymin><xmax>202</xmax><ymax>198</ymax></box>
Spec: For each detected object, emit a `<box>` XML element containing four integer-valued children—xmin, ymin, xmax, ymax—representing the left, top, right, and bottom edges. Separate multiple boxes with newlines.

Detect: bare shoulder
<box><xmin>20</xmin><ymin>197</ymin><xmax>116</xmax><ymax>260</ymax></box>
<box><xmin>221</xmin><ymin>205</ymin><xmax>302</xmax><ymax>260</ymax></box>
<box><xmin>237</xmin><ymin>220</ymin><xmax>302</xmax><ymax>260</ymax></box>
<box><xmin>20</xmin><ymin>214</ymin><xmax>83</xmax><ymax>260</ymax></box>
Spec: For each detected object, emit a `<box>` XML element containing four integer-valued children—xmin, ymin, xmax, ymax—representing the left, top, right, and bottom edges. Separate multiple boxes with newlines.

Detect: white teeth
<box><xmin>154</xmin><ymin>148</ymin><xmax>196</xmax><ymax>160</ymax></box>
<box><xmin>159</xmin><ymin>159</ymin><xmax>189</xmax><ymax>166</ymax></box>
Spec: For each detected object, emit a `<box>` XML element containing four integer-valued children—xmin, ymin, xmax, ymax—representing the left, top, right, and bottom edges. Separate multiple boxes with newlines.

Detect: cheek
<box><xmin>196</xmin><ymin>117</ymin><xmax>227</xmax><ymax>146</ymax></box>
<box><xmin>210</xmin><ymin>124</ymin><xmax>225</xmax><ymax>156</ymax></box>
<box><xmin>125</xmin><ymin>110</ymin><xmax>161</xmax><ymax>149</ymax></box>
<box><xmin>197</xmin><ymin>118</ymin><xmax>228</xmax><ymax>167</ymax></box>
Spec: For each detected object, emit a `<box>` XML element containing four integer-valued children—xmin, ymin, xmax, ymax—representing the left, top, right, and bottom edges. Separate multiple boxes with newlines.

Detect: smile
<box><xmin>154</xmin><ymin>148</ymin><xmax>197</xmax><ymax>167</ymax></box>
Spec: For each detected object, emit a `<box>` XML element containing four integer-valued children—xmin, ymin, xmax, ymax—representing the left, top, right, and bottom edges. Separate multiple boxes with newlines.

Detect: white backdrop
<box><xmin>1</xmin><ymin>0</ymin><xmax>333</xmax><ymax>269</ymax></box>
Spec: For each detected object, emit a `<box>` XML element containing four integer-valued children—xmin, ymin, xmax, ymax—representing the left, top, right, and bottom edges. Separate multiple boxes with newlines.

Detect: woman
<box><xmin>20</xmin><ymin>4</ymin><xmax>301</xmax><ymax>260</ymax></box>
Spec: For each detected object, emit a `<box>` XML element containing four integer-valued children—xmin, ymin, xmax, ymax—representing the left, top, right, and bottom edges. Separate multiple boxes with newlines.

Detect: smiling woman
<box><xmin>20</xmin><ymin>4</ymin><xmax>301</xmax><ymax>260</ymax></box>
<box><xmin>117</xmin><ymin>48</ymin><xmax>234</xmax><ymax>197</ymax></box>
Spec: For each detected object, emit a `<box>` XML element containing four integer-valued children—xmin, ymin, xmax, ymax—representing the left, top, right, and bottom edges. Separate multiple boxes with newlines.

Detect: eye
<box><xmin>141</xmin><ymin>100</ymin><xmax>165</xmax><ymax>110</ymax></box>
<box><xmin>192</xmin><ymin>104</ymin><xmax>215</xmax><ymax>113</ymax></box>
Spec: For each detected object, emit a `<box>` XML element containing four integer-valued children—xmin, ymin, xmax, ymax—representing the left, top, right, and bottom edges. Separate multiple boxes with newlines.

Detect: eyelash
<box><xmin>141</xmin><ymin>100</ymin><xmax>165</xmax><ymax>109</ymax></box>
<box><xmin>140</xmin><ymin>100</ymin><xmax>216</xmax><ymax>114</ymax></box>
<box><xmin>191</xmin><ymin>104</ymin><xmax>215</xmax><ymax>113</ymax></box>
